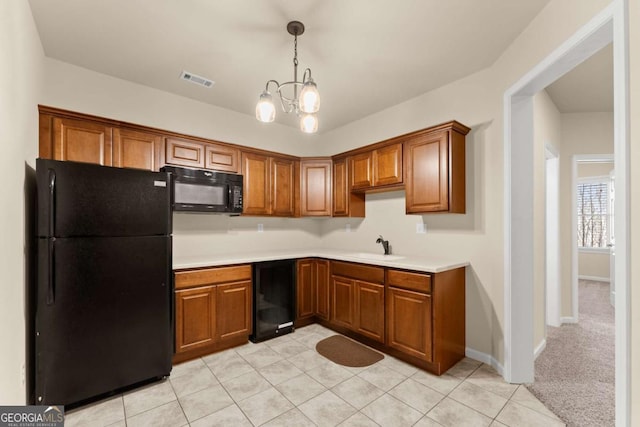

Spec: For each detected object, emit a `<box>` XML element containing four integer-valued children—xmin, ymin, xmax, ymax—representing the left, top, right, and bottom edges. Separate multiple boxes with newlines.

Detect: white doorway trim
<box><xmin>545</xmin><ymin>145</ymin><xmax>560</xmax><ymax>328</ymax></box>
<box><xmin>571</xmin><ymin>154</ymin><xmax>614</xmax><ymax>324</ymax></box>
<box><xmin>503</xmin><ymin>1</ymin><xmax>630</xmax><ymax>425</ymax></box>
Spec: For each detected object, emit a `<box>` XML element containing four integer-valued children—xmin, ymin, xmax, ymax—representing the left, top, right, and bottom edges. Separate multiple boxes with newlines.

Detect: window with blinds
<box><xmin>577</xmin><ymin>180</ymin><xmax>609</xmax><ymax>248</ymax></box>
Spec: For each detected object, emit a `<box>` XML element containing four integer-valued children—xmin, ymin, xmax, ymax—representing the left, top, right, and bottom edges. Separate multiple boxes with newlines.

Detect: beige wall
<box><xmin>558</xmin><ymin>113</ymin><xmax>614</xmax><ymax>316</ymax></box>
<box><xmin>319</xmin><ymin>0</ymin><xmax>612</xmax><ymax>365</ymax></box>
<box><xmin>578</xmin><ymin>252</ymin><xmax>610</xmax><ymax>280</ymax></box>
<box><xmin>578</xmin><ymin>162</ymin><xmax>614</xmax><ymax>177</ymax></box>
<box><xmin>629</xmin><ymin>0</ymin><xmax>639</xmax><ymax>421</ymax></box>
<box><xmin>532</xmin><ymin>90</ymin><xmax>561</xmax><ymax>350</ymax></box>
<box><xmin>41</xmin><ymin>58</ymin><xmax>316</xmax><ymax>158</ymax></box>
<box><xmin>0</xmin><ymin>0</ymin><xmax>43</xmax><ymax>404</ymax></box>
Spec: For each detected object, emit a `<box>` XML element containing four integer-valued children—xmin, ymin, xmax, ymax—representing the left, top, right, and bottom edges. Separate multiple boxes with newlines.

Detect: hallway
<box><xmin>527</xmin><ymin>280</ymin><xmax>615</xmax><ymax>426</ymax></box>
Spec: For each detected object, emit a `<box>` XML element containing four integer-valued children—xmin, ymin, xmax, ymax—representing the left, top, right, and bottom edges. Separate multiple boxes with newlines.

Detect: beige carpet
<box><xmin>526</xmin><ymin>280</ymin><xmax>615</xmax><ymax>427</ymax></box>
<box><xmin>316</xmin><ymin>335</ymin><xmax>384</xmax><ymax>367</ymax></box>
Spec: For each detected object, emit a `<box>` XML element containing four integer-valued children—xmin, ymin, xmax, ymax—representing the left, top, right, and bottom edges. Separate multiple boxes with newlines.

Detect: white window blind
<box><xmin>577</xmin><ymin>180</ymin><xmax>609</xmax><ymax>248</ymax></box>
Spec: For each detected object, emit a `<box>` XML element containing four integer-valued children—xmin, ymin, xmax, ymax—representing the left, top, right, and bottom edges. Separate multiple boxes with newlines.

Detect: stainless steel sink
<box><xmin>349</xmin><ymin>252</ymin><xmax>405</xmax><ymax>261</ymax></box>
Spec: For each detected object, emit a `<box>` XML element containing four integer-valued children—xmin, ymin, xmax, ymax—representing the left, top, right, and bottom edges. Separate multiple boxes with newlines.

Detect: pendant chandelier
<box><xmin>255</xmin><ymin>21</ymin><xmax>320</xmax><ymax>133</ymax></box>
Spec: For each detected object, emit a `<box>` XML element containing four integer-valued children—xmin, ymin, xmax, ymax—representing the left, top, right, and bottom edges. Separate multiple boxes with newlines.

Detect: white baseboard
<box><xmin>465</xmin><ymin>347</ymin><xmax>504</xmax><ymax>377</ymax></box>
<box><xmin>560</xmin><ymin>316</ymin><xmax>578</xmax><ymax>324</ymax></box>
<box><xmin>578</xmin><ymin>275</ymin><xmax>610</xmax><ymax>283</ymax></box>
<box><xmin>534</xmin><ymin>339</ymin><xmax>547</xmax><ymax>360</ymax></box>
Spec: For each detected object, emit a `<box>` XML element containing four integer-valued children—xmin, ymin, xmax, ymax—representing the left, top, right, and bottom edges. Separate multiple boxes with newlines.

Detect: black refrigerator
<box><xmin>34</xmin><ymin>159</ymin><xmax>173</xmax><ymax>407</ymax></box>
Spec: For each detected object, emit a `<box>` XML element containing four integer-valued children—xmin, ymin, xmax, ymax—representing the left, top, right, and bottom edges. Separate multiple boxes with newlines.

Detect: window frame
<box><xmin>576</xmin><ymin>174</ymin><xmax>612</xmax><ymax>253</ymax></box>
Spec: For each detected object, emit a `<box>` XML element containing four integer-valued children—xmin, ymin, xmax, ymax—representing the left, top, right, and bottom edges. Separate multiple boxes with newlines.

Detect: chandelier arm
<box><xmin>264</xmin><ymin>79</ymin><xmax>280</xmax><ymax>92</ymax></box>
<box><xmin>275</xmin><ymin>87</ymin><xmax>296</xmax><ymax>114</ymax></box>
<box><xmin>302</xmin><ymin>68</ymin><xmax>312</xmax><ymax>83</ymax></box>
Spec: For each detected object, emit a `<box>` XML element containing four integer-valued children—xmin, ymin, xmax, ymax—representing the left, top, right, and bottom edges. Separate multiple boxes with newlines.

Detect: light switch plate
<box><xmin>416</xmin><ymin>223</ymin><xmax>426</xmax><ymax>234</ymax></box>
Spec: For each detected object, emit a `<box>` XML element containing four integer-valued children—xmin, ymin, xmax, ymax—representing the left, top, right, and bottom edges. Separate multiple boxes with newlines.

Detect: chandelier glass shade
<box><xmin>255</xmin><ymin>21</ymin><xmax>320</xmax><ymax>133</ymax></box>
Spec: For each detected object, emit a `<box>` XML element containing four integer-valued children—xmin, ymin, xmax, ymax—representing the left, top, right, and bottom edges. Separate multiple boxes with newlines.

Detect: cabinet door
<box><xmin>301</xmin><ymin>160</ymin><xmax>331</xmax><ymax>216</ymax></box>
<box><xmin>331</xmin><ymin>276</ymin><xmax>355</xmax><ymax>329</ymax></box>
<box><xmin>405</xmin><ymin>131</ymin><xmax>449</xmax><ymax>213</ymax></box>
<box><xmin>270</xmin><ymin>157</ymin><xmax>295</xmax><ymax>216</ymax></box>
<box><xmin>314</xmin><ymin>260</ymin><xmax>330</xmax><ymax>320</ymax></box>
<box><xmin>113</xmin><ymin>128</ymin><xmax>162</xmax><ymax>171</ymax></box>
<box><xmin>386</xmin><ymin>287</ymin><xmax>432</xmax><ymax>361</ymax></box>
<box><xmin>296</xmin><ymin>259</ymin><xmax>315</xmax><ymax>320</ymax></box>
<box><xmin>332</xmin><ymin>157</ymin><xmax>365</xmax><ymax>218</ymax></box>
<box><xmin>355</xmin><ymin>281</ymin><xmax>385</xmax><ymax>343</ymax></box>
<box><xmin>332</xmin><ymin>158</ymin><xmax>349</xmax><ymax>216</ymax></box>
<box><xmin>373</xmin><ymin>143</ymin><xmax>403</xmax><ymax>186</ymax></box>
<box><xmin>350</xmin><ymin>152</ymin><xmax>373</xmax><ymax>190</ymax></box>
<box><xmin>242</xmin><ymin>152</ymin><xmax>270</xmax><ymax>215</ymax></box>
<box><xmin>52</xmin><ymin>117</ymin><xmax>113</xmax><ymax>166</ymax></box>
<box><xmin>165</xmin><ymin>137</ymin><xmax>205</xmax><ymax>169</ymax></box>
<box><xmin>175</xmin><ymin>286</ymin><xmax>216</xmax><ymax>353</ymax></box>
<box><xmin>216</xmin><ymin>281</ymin><xmax>252</xmax><ymax>341</ymax></box>
<box><xmin>205</xmin><ymin>143</ymin><xmax>240</xmax><ymax>173</ymax></box>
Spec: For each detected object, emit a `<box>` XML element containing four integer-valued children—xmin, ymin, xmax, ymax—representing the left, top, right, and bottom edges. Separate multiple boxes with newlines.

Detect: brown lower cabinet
<box><xmin>296</xmin><ymin>259</ymin><xmax>330</xmax><ymax>325</ymax></box>
<box><xmin>173</xmin><ymin>258</ymin><xmax>464</xmax><ymax>375</ymax></box>
<box><xmin>323</xmin><ymin>261</ymin><xmax>464</xmax><ymax>375</ymax></box>
<box><xmin>173</xmin><ymin>265</ymin><xmax>252</xmax><ymax>363</ymax></box>
<box><xmin>329</xmin><ymin>261</ymin><xmax>386</xmax><ymax>344</ymax></box>
<box><xmin>386</xmin><ymin>286</ymin><xmax>432</xmax><ymax>361</ymax></box>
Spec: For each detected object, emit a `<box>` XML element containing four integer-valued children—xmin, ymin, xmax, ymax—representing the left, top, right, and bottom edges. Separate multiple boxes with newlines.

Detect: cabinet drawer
<box><xmin>175</xmin><ymin>265</ymin><xmax>252</xmax><ymax>290</ymax></box>
<box><xmin>331</xmin><ymin>261</ymin><xmax>384</xmax><ymax>284</ymax></box>
<box><xmin>387</xmin><ymin>270</ymin><xmax>431</xmax><ymax>293</ymax></box>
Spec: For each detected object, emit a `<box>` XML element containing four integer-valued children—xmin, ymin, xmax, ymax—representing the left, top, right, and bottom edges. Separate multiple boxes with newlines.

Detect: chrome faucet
<box><xmin>376</xmin><ymin>235</ymin><xmax>391</xmax><ymax>255</ymax></box>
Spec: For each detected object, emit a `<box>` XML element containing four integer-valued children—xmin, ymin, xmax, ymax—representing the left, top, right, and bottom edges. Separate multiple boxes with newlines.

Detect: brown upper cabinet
<box><xmin>404</xmin><ymin>122</ymin><xmax>470</xmax><ymax>214</ymax></box>
<box><xmin>350</xmin><ymin>143</ymin><xmax>403</xmax><ymax>191</ymax></box>
<box><xmin>332</xmin><ymin>156</ymin><xmax>365</xmax><ymax>217</ymax></box>
<box><xmin>165</xmin><ymin>137</ymin><xmax>205</xmax><ymax>169</ymax></box>
<box><xmin>300</xmin><ymin>159</ymin><xmax>332</xmax><ymax>216</ymax></box>
<box><xmin>242</xmin><ymin>152</ymin><xmax>296</xmax><ymax>216</ymax></box>
<box><xmin>373</xmin><ymin>143</ymin><xmax>403</xmax><ymax>187</ymax></box>
<box><xmin>165</xmin><ymin>136</ymin><xmax>240</xmax><ymax>174</ymax></box>
<box><xmin>114</xmin><ymin>128</ymin><xmax>163</xmax><ymax>171</ymax></box>
<box><xmin>270</xmin><ymin>156</ymin><xmax>296</xmax><ymax>216</ymax></box>
<box><xmin>350</xmin><ymin>152</ymin><xmax>373</xmax><ymax>189</ymax></box>
<box><xmin>39</xmin><ymin>107</ymin><xmax>470</xmax><ymax>217</ymax></box>
<box><xmin>205</xmin><ymin>143</ymin><xmax>240</xmax><ymax>173</ymax></box>
<box><xmin>40</xmin><ymin>115</ymin><xmax>114</xmax><ymax>167</ymax></box>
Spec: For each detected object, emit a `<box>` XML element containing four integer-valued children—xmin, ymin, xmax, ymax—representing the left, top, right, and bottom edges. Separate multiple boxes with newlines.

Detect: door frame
<box><xmin>571</xmin><ymin>154</ymin><xmax>614</xmax><ymax>323</ymax></box>
<box><xmin>503</xmin><ymin>2</ymin><xmax>630</xmax><ymax>425</ymax></box>
<box><xmin>544</xmin><ymin>144</ymin><xmax>560</xmax><ymax>328</ymax></box>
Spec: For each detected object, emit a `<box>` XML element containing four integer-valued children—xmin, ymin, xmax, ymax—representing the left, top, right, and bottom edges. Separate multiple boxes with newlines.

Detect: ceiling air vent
<box><xmin>180</xmin><ymin>70</ymin><xmax>214</xmax><ymax>88</ymax></box>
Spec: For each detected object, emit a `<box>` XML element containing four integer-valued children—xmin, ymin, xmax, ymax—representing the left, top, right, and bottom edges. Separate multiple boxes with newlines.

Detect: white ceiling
<box><xmin>546</xmin><ymin>43</ymin><xmax>613</xmax><ymax>113</ymax></box>
<box><xmin>29</xmin><ymin>0</ymin><xmax>559</xmax><ymax>132</ymax></box>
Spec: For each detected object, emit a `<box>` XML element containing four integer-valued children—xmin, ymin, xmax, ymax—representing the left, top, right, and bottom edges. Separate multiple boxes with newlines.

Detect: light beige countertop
<box><xmin>173</xmin><ymin>248</ymin><xmax>469</xmax><ymax>274</ymax></box>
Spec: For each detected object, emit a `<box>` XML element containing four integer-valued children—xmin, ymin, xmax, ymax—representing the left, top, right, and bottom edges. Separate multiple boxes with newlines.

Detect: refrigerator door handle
<box><xmin>48</xmin><ymin>169</ymin><xmax>56</xmax><ymax>237</ymax></box>
<box><xmin>47</xmin><ymin>238</ymin><xmax>55</xmax><ymax>305</ymax></box>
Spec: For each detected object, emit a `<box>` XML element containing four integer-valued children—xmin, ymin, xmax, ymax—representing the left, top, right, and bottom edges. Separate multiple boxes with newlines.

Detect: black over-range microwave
<box><xmin>161</xmin><ymin>166</ymin><xmax>243</xmax><ymax>214</ymax></box>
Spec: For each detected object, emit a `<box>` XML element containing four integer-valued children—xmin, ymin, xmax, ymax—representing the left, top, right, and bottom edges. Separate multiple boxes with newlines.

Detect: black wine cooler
<box><xmin>250</xmin><ymin>259</ymin><xmax>296</xmax><ymax>342</ymax></box>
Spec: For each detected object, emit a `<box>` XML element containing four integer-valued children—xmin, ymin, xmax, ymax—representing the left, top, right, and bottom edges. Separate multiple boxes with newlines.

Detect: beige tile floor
<box><xmin>65</xmin><ymin>324</ymin><xmax>565</xmax><ymax>426</ymax></box>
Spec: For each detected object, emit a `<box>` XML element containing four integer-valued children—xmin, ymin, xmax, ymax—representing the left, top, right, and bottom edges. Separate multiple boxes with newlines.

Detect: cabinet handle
<box><xmin>47</xmin><ymin>238</ymin><xmax>55</xmax><ymax>305</ymax></box>
<box><xmin>48</xmin><ymin>169</ymin><xmax>56</xmax><ymax>237</ymax></box>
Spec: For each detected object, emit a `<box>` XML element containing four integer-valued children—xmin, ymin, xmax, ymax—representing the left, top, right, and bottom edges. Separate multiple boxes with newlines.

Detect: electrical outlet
<box><xmin>345</xmin><ymin>224</ymin><xmax>351</xmax><ymax>233</ymax></box>
<box><xmin>257</xmin><ymin>224</ymin><xmax>264</xmax><ymax>233</ymax></box>
<box><xmin>416</xmin><ymin>223</ymin><xmax>426</xmax><ymax>234</ymax></box>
